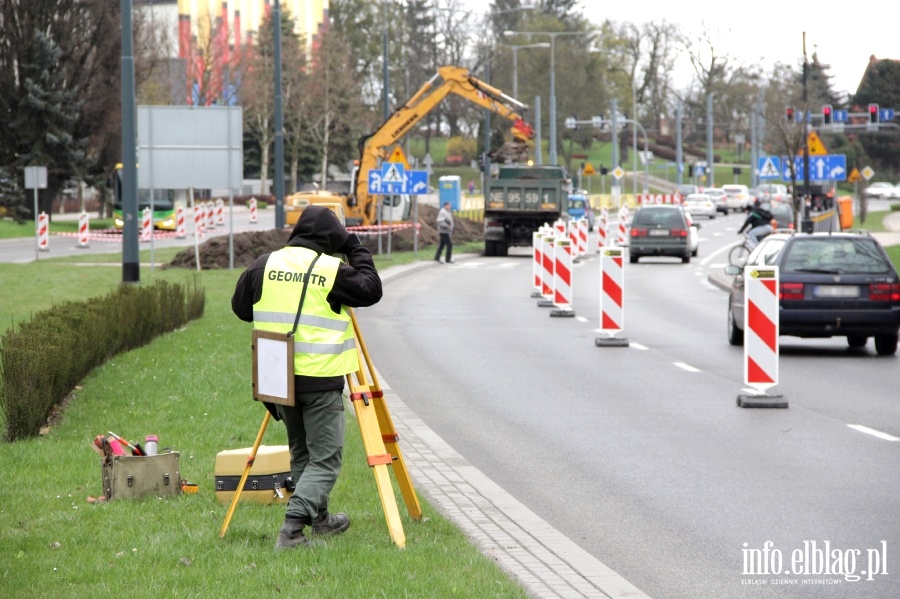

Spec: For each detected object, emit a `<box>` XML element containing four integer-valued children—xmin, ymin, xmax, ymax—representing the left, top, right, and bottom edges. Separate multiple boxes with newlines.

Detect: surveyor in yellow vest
<box><xmin>232</xmin><ymin>206</ymin><xmax>382</xmax><ymax>550</ymax></box>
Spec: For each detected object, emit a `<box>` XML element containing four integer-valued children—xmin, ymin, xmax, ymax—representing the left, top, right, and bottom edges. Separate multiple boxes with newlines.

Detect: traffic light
<box><xmin>786</xmin><ymin>106</ymin><xmax>794</xmax><ymax>122</ymax></box>
<box><xmin>599</xmin><ymin>165</ymin><xmax>608</xmax><ymax>175</ymax></box>
<box><xmin>822</xmin><ymin>104</ymin><xmax>832</xmax><ymax>125</ymax></box>
<box><xmin>869</xmin><ymin>103</ymin><xmax>880</xmax><ymax>123</ymax></box>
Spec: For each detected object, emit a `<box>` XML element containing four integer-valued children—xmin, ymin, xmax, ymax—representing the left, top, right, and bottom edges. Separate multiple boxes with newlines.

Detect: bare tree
<box><xmin>306</xmin><ymin>30</ymin><xmax>369</xmax><ymax>187</ymax></box>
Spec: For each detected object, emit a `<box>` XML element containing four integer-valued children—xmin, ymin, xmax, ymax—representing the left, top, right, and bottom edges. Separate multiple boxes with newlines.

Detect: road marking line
<box><xmin>575</xmin><ymin>316</ymin><xmax>588</xmax><ymax>322</ymax></box>
<box><xmin>673</xmin><ymin>362</ymin><xmax>700</xmax><ymax>372</ymax></box>
<box><xmin>629</xmin><ymin>342</ymin><xmax>648</xmax><ymax>350</ymax></box>
<box><xmin>847</xmin><ymin>424</ymin><xmax>900</xmax><ymax>442</ymax></box>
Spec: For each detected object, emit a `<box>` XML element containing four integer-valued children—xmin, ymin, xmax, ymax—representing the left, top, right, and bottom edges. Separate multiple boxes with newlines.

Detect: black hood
<box><xmin>287</xmin><ymin>205</ymin><xmax>349</xmax><ymax>254</ymax></box>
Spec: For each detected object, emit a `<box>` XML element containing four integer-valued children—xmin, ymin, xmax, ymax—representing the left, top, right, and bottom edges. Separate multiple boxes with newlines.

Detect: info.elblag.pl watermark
<box><xmin>741</xmin><ymin>540</ymin><xmax>889</xmax><ymax>585</ymax></box>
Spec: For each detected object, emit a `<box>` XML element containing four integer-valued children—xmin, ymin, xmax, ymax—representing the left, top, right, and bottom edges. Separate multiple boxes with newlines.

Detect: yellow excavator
<box><xmin>284</xmin><ymin>65</ymin><xmax>535</xmax><ymax>227</ymax></box>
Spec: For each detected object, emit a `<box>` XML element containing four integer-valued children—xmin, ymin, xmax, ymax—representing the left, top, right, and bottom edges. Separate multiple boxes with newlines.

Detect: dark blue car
<box><xmin>725</xmin><ymin>231</ymin><xmax>900</xmax><ymax>355</ymax></box>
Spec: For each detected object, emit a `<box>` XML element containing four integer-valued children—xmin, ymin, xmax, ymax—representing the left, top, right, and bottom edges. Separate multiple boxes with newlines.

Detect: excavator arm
<box><xmin>351</xmin><ymin>66</ymin><xmax>534</xmax><ymax>225</ymax></box>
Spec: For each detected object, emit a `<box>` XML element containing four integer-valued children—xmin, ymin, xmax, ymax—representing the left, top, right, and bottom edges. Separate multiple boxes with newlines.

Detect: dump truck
<box><xmin>284</xmin><ymin>65</ymin><xmax>535</xmax><ymax>227</ymax></box>
<box><xmin>482</xmin><ymin>165</ymin><xmax>572</xmax><ymax>256</ymax></box>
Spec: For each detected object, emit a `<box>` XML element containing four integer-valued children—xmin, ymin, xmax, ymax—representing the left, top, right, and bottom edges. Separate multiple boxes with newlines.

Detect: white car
<box><xmin>683</xmin><ymin>193</ymin><xmax>716</xmax><ymax>219</ymax></box>
<box><xmin>866</xmin><ymin>182</ymin><xmax>900</xmax><ymax>200</ymax></box>
<box><xmin>705</xmin><ymin>188</ymin><xmax>729</xmax><ymax>213</ymax></box>
<box><xmin>722</xmin><ymin>184</ymin><xmax>751</xmax><ymax>212</ymax></box>
<box><xmin>685</xmin><ymin>211</ymin><xmax>700</xmax><ymax>257</ymax></box>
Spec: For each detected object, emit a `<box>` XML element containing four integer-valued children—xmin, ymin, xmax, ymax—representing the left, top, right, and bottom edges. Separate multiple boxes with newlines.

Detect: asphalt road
<box><xmin>0</xmin><ymin>204</ymin><xmax>274</xmax><ymax>264</ymax></box>
<box><xmin>356</xmin><ymin>210</ymin><xmax>900</xmax><ymax>598</ymax></box>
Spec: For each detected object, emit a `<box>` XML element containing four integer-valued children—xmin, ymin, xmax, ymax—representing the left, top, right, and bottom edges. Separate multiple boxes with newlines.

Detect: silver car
<box><xmin>683</xmin><ymin>193</ymin><xmax>717</xmax><ymax>219</ymax></box>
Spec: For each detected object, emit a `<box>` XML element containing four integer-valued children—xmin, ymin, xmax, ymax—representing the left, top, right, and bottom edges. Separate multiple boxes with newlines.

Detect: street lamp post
<box><xmin>503</xmin><ymin>42</ymin><xmax>550</xmax><ymax>100</ymax></box>
<box><xmin>566</xmin><ymin>114</ymin><xmax>649</xmax><ymax>194</ymax></box>
<box><xmin>631</xmin><ymin>77</ymin><xmax>637</xmax><ymax>197</ymax></box>
<box><xmin>503</xmin><ymin>30</ymin><xmax>597</xmax><ymax>166</ymax></box>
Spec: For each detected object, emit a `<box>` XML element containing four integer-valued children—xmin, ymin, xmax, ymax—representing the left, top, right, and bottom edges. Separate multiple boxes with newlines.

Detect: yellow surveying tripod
<box><xmin>220</xmin><ymin>308</ymin><xmax>422</xmax><ymax>548</ymax></box>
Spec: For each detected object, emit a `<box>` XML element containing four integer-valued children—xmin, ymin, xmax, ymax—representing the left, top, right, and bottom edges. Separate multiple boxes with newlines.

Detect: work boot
<box><xmin>311</xmin><ymin>512</ymin><xmax>350</xmax><ymax>536</ymax></box>
<box><xmin>275</xmin><ymin>516</ymin><xmax>309</xmax><ymax>550</ymax></box>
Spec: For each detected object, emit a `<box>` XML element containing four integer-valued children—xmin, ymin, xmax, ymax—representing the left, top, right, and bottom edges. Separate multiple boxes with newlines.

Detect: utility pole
<box><xmin>676</xmin><ymin>101</ymin><xmax>683</xmax><ymax>185</ymax></box>
<box><xmin>801</xmin><ymin>32</ymin><xmax>812</xmax><ymax>233</ymax></box>
<box><xmin>120</xmin><ymin>0</ymin><xmax>139</xmax><ymax>283</ymax></box>
<box><xmin>273</xmin><ymin>2</ymin><xmax>285</xmax><ymax>229</ymax></box>
<box><xmin>706</xmin><ymin>93</ymin><xmax>715</xmax><ymax>188</ymax></box>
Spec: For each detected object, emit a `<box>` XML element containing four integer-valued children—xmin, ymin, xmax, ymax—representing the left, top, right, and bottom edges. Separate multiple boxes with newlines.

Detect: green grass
<box><xmin>0</xmin><ymin>244</ymin><xmax>527</xmax><ymax>599</ymax></box>
<box><xmin>852</xmin><ymin>210</ymin><xmax>891</xmax><ymax>232</ymax></box>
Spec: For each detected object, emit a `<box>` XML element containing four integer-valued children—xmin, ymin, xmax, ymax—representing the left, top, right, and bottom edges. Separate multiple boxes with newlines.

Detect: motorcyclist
<box><xmin>738</xmin><ymin>200</ymin><xmax>777</xmax><ymax>249</ymax></box>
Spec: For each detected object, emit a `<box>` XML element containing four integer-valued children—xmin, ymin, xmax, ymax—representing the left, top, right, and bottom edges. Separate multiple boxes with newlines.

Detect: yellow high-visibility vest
<box><xmin>253</xmin><ymin>247</ymin><xmax>357</xmax><ymax>376</ymax></box>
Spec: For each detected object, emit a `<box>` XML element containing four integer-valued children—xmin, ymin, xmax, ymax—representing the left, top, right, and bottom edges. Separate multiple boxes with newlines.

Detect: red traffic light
<box><xmin>786</xmin><ymin>106</ymin><xmax>795</xmax><ymax>122</ymax></box>
<box><xmin>822</xmin><ymin>104</ymin><xmax>832</xmax><ymax>125</ymax></box>
<box><xmin>869</xmin><ymin>103</ymin><xmax>880</xmax><ymax>123</ymax></box>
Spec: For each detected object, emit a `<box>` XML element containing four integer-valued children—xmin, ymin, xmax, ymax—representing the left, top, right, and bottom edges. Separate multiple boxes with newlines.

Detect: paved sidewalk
<box><xmin>376</xmin><ymin>260</ymin><xmax>651</xmax><ymax>599</ymax></box>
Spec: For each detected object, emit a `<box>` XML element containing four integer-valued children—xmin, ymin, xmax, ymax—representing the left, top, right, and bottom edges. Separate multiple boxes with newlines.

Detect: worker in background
<box><xmin>231</xmin><ymin>206</ymin><xmax>382</xmax><ymax>550</ymax></box>
<box><xmin>434</xmin><ymin>201</ymin><xmax>454</xmax><ymax>264</ymax></box>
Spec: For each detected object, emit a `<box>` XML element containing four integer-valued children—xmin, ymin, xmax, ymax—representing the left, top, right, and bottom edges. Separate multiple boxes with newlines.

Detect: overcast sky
<box><xmin>466</xmin><ymin>1</ymin><xmax>894</xmax><ymax>98</ymax></box>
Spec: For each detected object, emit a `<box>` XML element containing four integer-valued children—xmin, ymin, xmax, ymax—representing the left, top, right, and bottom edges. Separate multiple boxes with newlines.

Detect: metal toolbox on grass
<box><xmin>102</xmin><ymin>452</ymin><xmax>182</xmax><ymax>500</ymax></box>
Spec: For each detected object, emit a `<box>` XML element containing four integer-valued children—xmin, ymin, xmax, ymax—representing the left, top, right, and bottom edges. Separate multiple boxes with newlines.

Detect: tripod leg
<box><xmin>219</xmin><ymin>411</ymin><xmax>271</xmax><ymax>539</ymax></box>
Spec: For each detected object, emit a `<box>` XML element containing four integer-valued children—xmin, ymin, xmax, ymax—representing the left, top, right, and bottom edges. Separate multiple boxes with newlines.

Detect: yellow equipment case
<box><xmin>214</xmin><ymin>445</ymin><xmax>292</xmax><ymax>505</ymax></box>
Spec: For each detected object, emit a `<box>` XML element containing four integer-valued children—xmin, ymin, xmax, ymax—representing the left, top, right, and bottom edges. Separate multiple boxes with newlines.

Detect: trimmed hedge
<box><xmin>0</xmin><ymin>279</ymin><xmax>205</xmax><ymax>441</ymax></box>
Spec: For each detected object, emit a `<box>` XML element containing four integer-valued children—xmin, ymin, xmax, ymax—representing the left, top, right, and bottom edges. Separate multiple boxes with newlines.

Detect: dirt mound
<box><xmin>165</xmin><ymin>204</ymin><xmax>483</xmax><ymax>270</ymax></box>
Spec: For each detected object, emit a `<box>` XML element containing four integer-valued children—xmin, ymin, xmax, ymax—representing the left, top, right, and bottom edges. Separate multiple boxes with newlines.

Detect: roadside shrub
<box><xmin>0</xmin><ymin>279</ymin><xmax>205</xmax><ymax>441</ymax></box>
<box><xmin>446</xmin><ymin>136</ymin><xmax>477</xmax><ymax>164</ymax></box>
<box><xmin>891</xmin><ymin>203</ymin><xmax>900</xmax><ymax>211</ymax></box>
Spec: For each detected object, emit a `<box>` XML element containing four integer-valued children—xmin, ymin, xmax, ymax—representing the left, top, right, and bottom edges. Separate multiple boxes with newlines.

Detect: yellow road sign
<box><xmin>848</xmin><ymin>168</ymin><xmax>862</xmax><ymax>183</ymax></box>
<box><xmin>388</xmin><ymin>146</ymin><xmax>410</xmax><ymax>169</ymax></box>
<box><xmin>803</xmin><ymin>131</ymin><xmax>828</xmax><ymax>156</ymax></box>
<box><xmin>583</xmin><ymin>162</ymin><xmax>596</xmax><ymax>176</ymax></box>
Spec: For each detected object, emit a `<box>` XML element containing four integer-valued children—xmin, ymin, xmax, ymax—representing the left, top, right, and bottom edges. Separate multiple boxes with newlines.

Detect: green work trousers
<box><xmin>276</xmin><ymin>389</ymin><xmax>345</xmax><ymax>523</ymax></box>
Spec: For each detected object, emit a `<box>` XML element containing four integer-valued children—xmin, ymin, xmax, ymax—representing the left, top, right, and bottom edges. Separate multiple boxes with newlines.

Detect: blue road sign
<box><xmin>880</xmin><ymin>108</ymin><xmax>895</xmax><ymax>121</ymax></box>
<box><xmin>780</xmin><ymin>154</ymin><xmax>847</xmax><ymax>182</ymax></box>
<box><xmin>368</xmin><ymin>167</ymin><xmax>429</xmax><ymax>194</ymax></box>
<box><xmin>367</xmin><ymin>170</ymin><xmax>383</xmax><ymax>194</ymax></box>
<box><xmin>833</xmin><ymin>109</ymin><xmax>849</xmax><ymax>123</ymax></box>
<box><xmin>758</xmin><ymin>156</ymin><xmax>782</xmax><ymax>180</ymax></box>
<box><xmin>406</xmin><ymin>170</ymin><xmax>428</xmax><ymax>195</ymax></box>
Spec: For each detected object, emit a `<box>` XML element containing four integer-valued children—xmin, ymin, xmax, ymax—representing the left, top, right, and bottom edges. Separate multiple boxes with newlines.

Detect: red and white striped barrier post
<box><xmin>205</xmin><ymin>201</ymin><xmax>215</xmax><ymax>229</ymax></box>
<box><xmin>77</xmin><ymin>212</ymin><xmax>90</xmax><ymax>248</ymax></box>
<box><xmin>597</xmin><ymin>207</ymin><xmax>608</xmax><ymax>252</ymax></box>
<box><xmin>568</xmin><ymin>219</ymin><xmax>579</xmax><ymax>257</ymax></box>
<box><xmin>175</xmin><ymin>206</ymin><xmax>186</xmax><ymax>238</ymax></box>
<box><xmin>216</xmin><ymin>198</ymin><xmax>225</xmax><ymax>227</ymax></box>
<box><xmin>532</xmin><ymin>231</ymin><xmax>543</xmax><ymax>297</ymax></box>
<box><xmin>554</xmin><ymin>219</ymin><xmax>566</xmax><ymax>240</ymax></box>
<box><xmin>140</xmin><ymin>207</ymin><xmax>152</xmax><ymax>242</ymax></box>
<box><xmin>617</xmin><ymin>206</ymin><xmax>629</xmax><ymax>246</ymax></box>
<box><xmin>538</xmin><ymin>234</ymin><xmax>556</xmax><ymax>307</ymax></box>
<box><xmin>248</xmin><ymin>197</ymin><xmax>258</xmax><ymax>224</ymax></box>
<box><xmin>193</xmin><ymin>204</ymin><xmax>205</xmax><ymax>240</ymax></box>
<box><xmin>595</xmin><ymin>247</ymin><xmax>628</xmax><ymax>347</ymax></box>
<box><xmin>578</xmin><ymin>217</ymin><xmax>589</xmax><ymax>256</ymax></box>
<box><xmin>37</xmin><ymin>211</ymin><xmax>49</xmax><ymax>252</ymax></box>
<box><xmin>551</xmin><ymin>238</ymin><xmax>575</xmax><ymax>317</ymax></box>
<box><xmin>737</xmin><ymin>266</ymin><xmax>787</xmax><ymax>408</ymax></box>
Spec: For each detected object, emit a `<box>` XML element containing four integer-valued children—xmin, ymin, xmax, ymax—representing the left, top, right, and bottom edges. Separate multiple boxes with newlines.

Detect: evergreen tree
<box><xmin>853</xmin><ymin>58</ymin><xmax>900</xmax><ymax>176</ymax></box>
<box><xmin>7</xmin><ymin>30</ymin><xmax>89</xmax><ymax>217</ymax></box>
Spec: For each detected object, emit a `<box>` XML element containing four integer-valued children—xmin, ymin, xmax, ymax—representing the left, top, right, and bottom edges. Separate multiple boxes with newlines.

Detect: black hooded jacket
<box><xmin>231</xmin><ymin>205</ymin><xmax>382</xmax><ymax>393</ymax></box>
